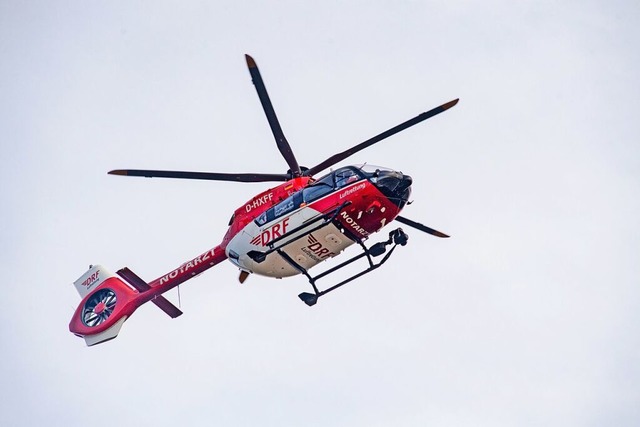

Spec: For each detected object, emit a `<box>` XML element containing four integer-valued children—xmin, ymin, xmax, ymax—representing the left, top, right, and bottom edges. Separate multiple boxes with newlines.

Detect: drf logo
<box><xmin>82</xmin><ymin>270</ymin><xmax>100</xmax><ymax>289</ymax></box>
<box><xmin>250</xmin><ymin>218</ymin><xmax>290</xmax><ymax>247</ymax></box>
<box><xmin>303</xmin><ymin>234</ymin><xmax>336</xmax><ymax>260</ymax></box>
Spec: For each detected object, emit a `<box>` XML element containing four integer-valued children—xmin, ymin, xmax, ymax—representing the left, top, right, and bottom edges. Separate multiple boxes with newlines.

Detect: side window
<box><xmin>255</xmin><ymin>192</ymin><xmax>302</xmax><ymax>226</ymax></box>
<box><xmin>274</xmin><ymin>196</ymin><xmax>295</xmax><ymax>217</ymax></box>
<box><xmin>302</xmin><ymin>173</ymin><xmax>335</xmax><ymax>203</ymax></box>
<box><xmin>254</xmin><ymin>211</ymin><xmax>268</xmax><ymax>226</ymax></box>
<box><xmin>303</xmin><ymin>183</ymin><xmax>333</xmax><ymax>203</ymax></box>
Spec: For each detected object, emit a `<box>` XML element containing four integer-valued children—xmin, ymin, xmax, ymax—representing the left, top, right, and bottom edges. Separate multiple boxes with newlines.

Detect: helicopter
<box><xmin>69</xmin><ymin>54</ymin><xmax>458</xmax><ymax>346</ymax></box>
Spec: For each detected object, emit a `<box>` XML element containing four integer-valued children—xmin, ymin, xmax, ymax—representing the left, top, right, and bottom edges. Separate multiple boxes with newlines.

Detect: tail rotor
<box><xmin>82</xmin><ymin>288</ymin><xmax>117</xmax><ymax>327</ymax></box>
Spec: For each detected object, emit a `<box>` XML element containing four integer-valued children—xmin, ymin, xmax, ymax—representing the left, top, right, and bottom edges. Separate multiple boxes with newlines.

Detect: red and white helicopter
<box><xmin>69</xmin><ymin>55</ymin><xmax>458</xmax><ymax>346</ymax></box>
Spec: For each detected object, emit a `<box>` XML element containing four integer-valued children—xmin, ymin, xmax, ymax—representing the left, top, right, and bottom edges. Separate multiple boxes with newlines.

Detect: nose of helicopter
<box><xmin>397</xmin><ymin>173</ymin><xmax>412</xmax><ymax>191</ymax></box>
<box><xmin>373</xmin><ymin>170</ymin><xmax>412</xmax><ymax>208</ymax></box>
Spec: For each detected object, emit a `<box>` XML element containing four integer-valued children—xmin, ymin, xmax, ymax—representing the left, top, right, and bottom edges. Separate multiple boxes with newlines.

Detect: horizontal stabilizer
<box><xmin>117</xmin><ymin>268</ymin><xmax>183</xmax><ymax>318</ymax></box>
<box><xmin>150</xmin><ymin>295</ymin><xmax>183</xmax><ymax>318</ymax></box>
<box><xmin>117</xmin><ymin>267</ymin><xmax>151</xmax><ymax>292</ymax></box>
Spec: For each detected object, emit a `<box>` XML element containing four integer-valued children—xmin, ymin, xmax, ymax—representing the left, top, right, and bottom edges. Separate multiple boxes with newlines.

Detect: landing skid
<box><xmin>276</xmin><ymin>228</ymin><xmax>409</xmax><ymax>306</ymax></box>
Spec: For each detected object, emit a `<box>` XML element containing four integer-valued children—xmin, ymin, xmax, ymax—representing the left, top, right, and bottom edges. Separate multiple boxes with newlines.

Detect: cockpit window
<box><xmin>334</xmin><ymin>168</ymin><xmax>360</xmax><ymax>188</ymax></box>
<box><xmin>313</xmin><ymin>172</ymin><xmax>335</xmax><ymax>187</ymax></box>
<box><xmin>254</xmin><ymin>167</ymin><xmax>367</xmax><ymax>227</ymax></box>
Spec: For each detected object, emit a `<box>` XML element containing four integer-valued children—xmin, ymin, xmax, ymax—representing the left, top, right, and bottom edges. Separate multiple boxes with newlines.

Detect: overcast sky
<box><xmin>1</xmin><ymin>1</ymin><xmax>639</xmax><ymax>426</ymax></box>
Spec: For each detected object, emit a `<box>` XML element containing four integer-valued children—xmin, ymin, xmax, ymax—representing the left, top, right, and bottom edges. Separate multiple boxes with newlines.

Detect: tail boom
<box><xmin>69</xmin><ymin>245</ymin><xmax>227</xmax><ymax>346</ymax></box>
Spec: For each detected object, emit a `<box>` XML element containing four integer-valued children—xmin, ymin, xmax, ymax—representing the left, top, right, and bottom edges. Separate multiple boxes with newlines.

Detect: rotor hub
<box><xmin>94</xmin><ymin>301</ymin><xmax>106</xmax><ymax>314</ymax></box>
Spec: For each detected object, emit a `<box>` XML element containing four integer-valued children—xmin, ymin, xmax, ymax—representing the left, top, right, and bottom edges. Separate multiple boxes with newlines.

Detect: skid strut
<box><xmin>276</xmin><ymin>227</ymin><xmax>409</xmax><ymax>306</ymax></box>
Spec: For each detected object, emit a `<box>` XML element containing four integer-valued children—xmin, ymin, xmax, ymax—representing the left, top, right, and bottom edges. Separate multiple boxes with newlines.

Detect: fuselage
<box><xmin>223</xmin><ymin>165</ymin><xmax>413</xmax><ymax>278</ymax></box>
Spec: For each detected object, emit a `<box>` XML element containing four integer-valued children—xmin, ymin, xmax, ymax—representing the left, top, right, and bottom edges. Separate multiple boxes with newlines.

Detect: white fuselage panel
<box><xmin>225</xmin><ymin>206</ymin><xmax>355</xmax><ymax>278</ymax></box>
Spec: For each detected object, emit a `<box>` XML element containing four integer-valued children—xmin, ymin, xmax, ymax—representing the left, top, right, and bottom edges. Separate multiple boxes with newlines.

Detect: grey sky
<box><xmin>1</xmin><ymin>1</ymin><xmax>639</xmax><ymax>426</ymax></box>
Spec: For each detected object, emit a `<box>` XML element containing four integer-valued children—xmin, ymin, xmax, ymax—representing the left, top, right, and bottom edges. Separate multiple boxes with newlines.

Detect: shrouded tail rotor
<box><xmin>70</xmin><ymin>265</ymin><xmax>139</xmax><ymax>346</ymax></box>
<box><xmin>82</xmin><ymin>288</ymin><xmax>117</xmax><ymax>327</ymax></box>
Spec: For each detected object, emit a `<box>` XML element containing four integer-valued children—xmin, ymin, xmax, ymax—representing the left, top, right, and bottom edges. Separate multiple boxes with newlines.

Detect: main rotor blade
<box><xmin>245</xmin><ymin>54</ymin><xmax>301</xmax><ymax>176</ymax></box>
<box><xmin>395</xmin><ymin>215</ymin><xmax>450</xmax><ymax>238</ymax></box>
<box><xmin>108</xmin><ymin>169</ymin><xmax>290</xmax><ymax>183</ymax></box>
<box><xmin>304</xmin><ymin>99</ymin><xmax>459</xmax><ymax>177</ymax></box>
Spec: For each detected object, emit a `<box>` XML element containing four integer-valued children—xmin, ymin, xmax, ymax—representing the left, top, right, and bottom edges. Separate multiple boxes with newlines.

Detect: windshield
<box><xmin>302</xmin><ymin>166</ymin><xmax>365</xmax><ymax>203</ymax></box>
<box><xmin>353</xmin><ymin>164</ymin><xmax>394</xmax><ymax>176</ymax></box>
